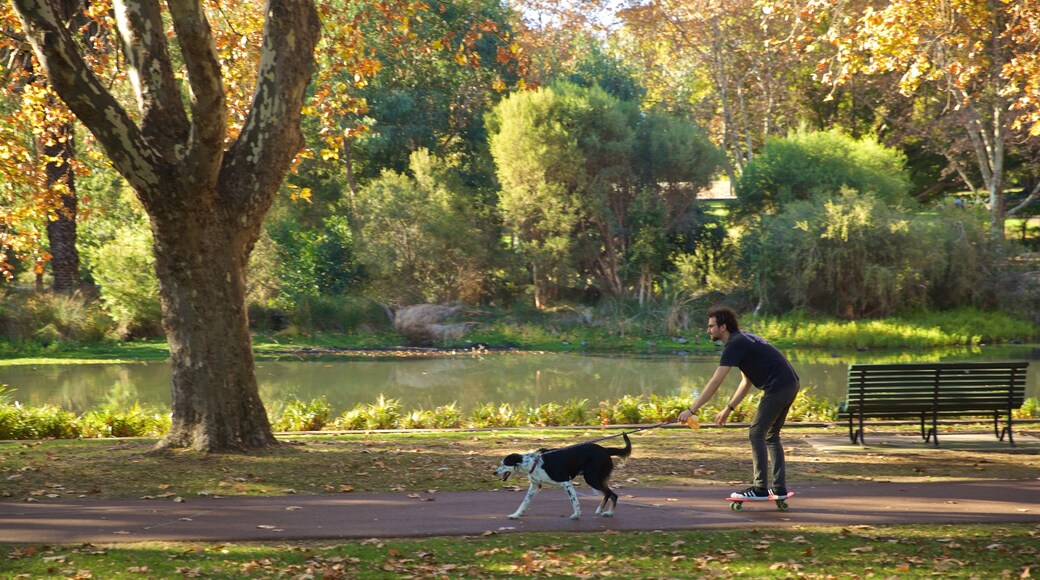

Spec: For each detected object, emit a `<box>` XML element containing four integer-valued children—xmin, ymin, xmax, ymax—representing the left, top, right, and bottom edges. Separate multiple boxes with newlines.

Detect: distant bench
<box><xmin>837</xmin><ymin>362</ymin><xmax>1029</xmax><ymax>446</ymax></box>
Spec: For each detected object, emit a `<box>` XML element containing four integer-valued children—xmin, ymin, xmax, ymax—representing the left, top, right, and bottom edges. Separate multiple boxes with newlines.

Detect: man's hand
<box><xmin>715</xmin><ymin>407</ymin><xmax>731</xmax><ymax>427</ymax></box>
<box><xmin>678</xmin><ymin>408</ymin><xmax>695</xmax><ymax>423</ymax></box>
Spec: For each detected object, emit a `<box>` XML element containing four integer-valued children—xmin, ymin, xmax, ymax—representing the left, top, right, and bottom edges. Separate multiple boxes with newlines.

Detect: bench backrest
<box><xmin>841</xmin><ymin>362</ymin><xmax>1028</xmax><ymax>417</ymax></box>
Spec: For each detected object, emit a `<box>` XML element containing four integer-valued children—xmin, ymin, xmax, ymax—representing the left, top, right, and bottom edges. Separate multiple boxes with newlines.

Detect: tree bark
<box><xmin>43</xmin><ymin>121</ymin><xmax>82</xmax><ymax>294</ymax></box>
<box><xmin>154</xmin><ymin>209</ymin><xmax>274</xmax><ymax>449</ymax></box>
<box><xmin>10</xmin><ymin>0</ymin><xmax>321</xmax><ymax>452</ymax></box>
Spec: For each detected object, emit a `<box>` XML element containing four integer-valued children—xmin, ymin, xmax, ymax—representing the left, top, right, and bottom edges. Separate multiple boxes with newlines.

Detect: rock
<box><xmin>393</xmin><ymin>303</ymin><xmax>479</xmax><ymax>343</ymax></box>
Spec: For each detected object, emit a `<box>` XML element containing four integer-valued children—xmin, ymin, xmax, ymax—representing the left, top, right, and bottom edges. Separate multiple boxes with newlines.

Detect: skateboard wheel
<box><xmin>776</xmin><ymin>501</ymin><xmax>788</xmax><ymax>511</ymax></box>
<box><xmin>730</xmin><ymin>501</ymin><xmax>742</xmax><ymax>511</ymax></box>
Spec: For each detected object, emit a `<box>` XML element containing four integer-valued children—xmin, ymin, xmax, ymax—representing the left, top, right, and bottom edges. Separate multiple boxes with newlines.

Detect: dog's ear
<box><xmin>503</xmin><ymin>453</ymin><xmax>523</xmax><ymax>467</ymax></box>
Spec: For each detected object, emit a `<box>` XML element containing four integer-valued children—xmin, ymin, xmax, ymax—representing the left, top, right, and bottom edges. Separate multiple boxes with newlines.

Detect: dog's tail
<box><xmin>606</xmin><ymin>433</ymin><xmax>632</xmax><ymax>459</ymax></box>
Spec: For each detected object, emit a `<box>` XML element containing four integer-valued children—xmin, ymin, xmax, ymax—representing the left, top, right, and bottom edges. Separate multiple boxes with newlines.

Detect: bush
<box><xmin>330</xmin><ymin>395</ymin><xmax>402</xmax><ymax>430</ymax></box>
<box><xmin>0</xmin><ymin>290</ymin><xmax>117</xmax><ymax>343</ymax></box>
<box><xmin>267</xmin><ymin>215</ymin><xmax>364</xmax><ymax>309</ymax></box>
<box><xmin>468</xmin><ymin>402</ymin><xmax>526</xmax><ymax>428</ymax></box>
<box><xmin>399</xmin><ymin>403</ymin><xmax>465</xmax><ymax>429</ymax></box>
<box><xmin>743</xmin><ymin>188</ymin><xmax>1028</xmax><ymax>318</ymax></box>
<box><xmin>82</xmin><ymin>403</ymin><xmax>168</xmax><ymax>438</ymax></box>
<box><xmin>271</xmin><ymin>398</ymin><xmax>331</xmax><ymax>432</ymax></box>
<box><xmin>288</xmin><ymin>295</ymin><xmax>389</xmax><ymax>335</ymax></box>
<box><xmin>0</xmin><ymin>403</ymin><xmax>81</xmax><ymax>439</ymax></box>
<box><xmin>85</xmin><ymin>226</ymin><xmax>163</xmax><ymax>338</ymax></box>
<box><xmin>602</xmin><ymin>395</ymin><xmax>644</xmax><ymax>424</ymax></box>
<box><xmin>736</xmin><ymin>127</ymin><xmax>911</xmax><ymax>215</ymax></box>
<box><xmin>357</xmin><ymin>150</ymin><xmax>497</xmax><ymax>305</ymax></box>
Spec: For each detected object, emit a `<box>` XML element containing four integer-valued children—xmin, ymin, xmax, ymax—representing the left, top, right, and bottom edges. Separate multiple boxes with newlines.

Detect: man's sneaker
<box><xmin>729</xmin><ymin>487</ymin><xmax>769</xmax><ymax>500</ymax></box>
<box><xmin>769</xmin><ymin>488</ymin><xmax>788</xmax><ymax>499</ymax></box>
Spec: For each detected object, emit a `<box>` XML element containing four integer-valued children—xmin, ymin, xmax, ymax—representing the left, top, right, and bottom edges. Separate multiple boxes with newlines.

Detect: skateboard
<box><xmin>726</xmin><ymin>491</ymin><xmax>795</xmax><ymax>511</ymax></box>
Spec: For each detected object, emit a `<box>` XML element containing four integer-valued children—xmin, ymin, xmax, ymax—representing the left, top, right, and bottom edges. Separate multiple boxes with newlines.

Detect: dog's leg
<box><xmin>596</xmin><ymin>486</ymin><xmax>618</xmax><ymax>517</ymax></box>
<box><xmin>508</xmin><ymin>484</ymin><xmax>540</xmax><ymax>519</ymax></box>
<box><xmin>562</xmin><ymin>482</ymin><xmax>582</xmax><ymax>520</ymax></box>
<box><xmin>594</xmin><ymin>484</ymin><xmax>615</xmax><ymax>519</ymax></box>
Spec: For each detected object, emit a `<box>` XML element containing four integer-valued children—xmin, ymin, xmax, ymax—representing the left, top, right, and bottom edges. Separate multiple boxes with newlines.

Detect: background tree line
<box><xmin>3</xmin><ymin>0</ymin><xmax>1039</xmax><ymax>338</ymax></box>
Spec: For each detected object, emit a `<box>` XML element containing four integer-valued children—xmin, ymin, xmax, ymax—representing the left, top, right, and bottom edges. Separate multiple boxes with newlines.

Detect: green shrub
<box><xmin>288</xmin><ymin>295</ymin><xmax>388</xmax><ymax>335</ymax></box>
<box><xmin>528</xmin><ymin>399</ymin><xmax>589</xmax><ymax>427</ymax></box>
<box><xmin>1014</xmin><ymin>397</ymin><xmax>1038</xmax><ymax>419</ymax></box>
<box><xmin>267</xmin><ymin>215</ymin><xmax>364</xmax><ymax>309</ymax></box>
<box><xmin>0</xmin><ymin>403</ymin><xmax>81</xmax><ymax>439</ymax></box>
<box><xmin>82</xmin><ymin>403</ymin><xmax>168</xmax><ymax>437</ymax></box>
<box><xmin>468</xmin><ymin>402</ymin><xmax>525</xmax><ymax>428</ymax></box>
<box><xmin>786</xmin><ymin>389</ymin><xmax>838</xmax><ymax>422</ymax></box>
<box><xmin>736</xmin><ymin>127</ymin><xmax>911</xmax><ymax>214</ymax></box>
<box><xmin>639</xmin><ymin>394</ymin><xmax>688</xmax><ymax>423</ymax></box>
<box><xmin>329</xmin><ymin>406</ymin><xmax>368</xmax><ymax>431</ymax></box>
<box><xmin>330</xmin><ymin>395</ymin><xmax>402</xmax><ymax>430</ymax></box>
<box><xmin>406</xmin><ymin>403</ymin><xmax>464</xmax><ymax>429</ymax></box>
<box><xmin>745</xmin><ymin>189</ymin><xmax>926</xmax><ymax>318</ymax></box>
<box><xmin>85</xmin><ymin>226</ymin><xmax>163</xmax><ymax>338</ymax></box>
<box><xmin>0</xmin><ymin>291</ymin><xmax>117</xmax><ymax>343</ymax></box>
<box><xmin>272</xmin><ymin>398</ymin><xmax>331</xmax><ymax>432</ymax></box>
<box><xmin>603</xmin><ymin>395</ymin><xmax>643</xmax><ymax>425</ymax></box>
<box><xmin>0</xmin><ymin>404</ymin><xmax>26</xmax><ymax>439</ymax></box>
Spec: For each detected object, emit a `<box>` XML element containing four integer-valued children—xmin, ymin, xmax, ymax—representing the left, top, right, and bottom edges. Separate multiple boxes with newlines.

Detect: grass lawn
<box><xmin>4</xmin><ymin>524</ymin><xmax>1038</xmax><ymax>578</ymax></box>
<box><xmin>2</xmin><ymin>425</ymin><xmax>1039</xmax><ymax>577</ymax></box>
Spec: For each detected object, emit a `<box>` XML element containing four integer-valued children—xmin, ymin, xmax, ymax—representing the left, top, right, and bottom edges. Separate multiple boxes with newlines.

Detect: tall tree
<box><xmin>488</xmin><ymin>82</ymin><xmax>721</xmax><ymax>305</ymax></box>
<box><xmin>1</xmin><ymin>10</ymin><xmax>83</xmax><ymax>289</ymax></box>
<box><xmin>814</xmin><ymin>0</ymin><xmax>1040</xmax><ymax>237</ymax></box>
<box><xmin>7</xmin><ymin>0</ymin><xmax>321</xmax><ymax>451</ymax></box>
<box><xmin>614</xmin><ymin>0</ymin><xmax>817</xmax><ymax>181</ymax></box>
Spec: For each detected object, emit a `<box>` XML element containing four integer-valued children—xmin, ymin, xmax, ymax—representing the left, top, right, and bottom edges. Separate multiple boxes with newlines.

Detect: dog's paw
<box><xmin>569</xmin><ymin>513</ymin><xmax>581</xmax><ymax>520</ymax></box>
<box><xmin>600</xmin><ymin>511</ymin><xmax>614</xmax><ymax>517</ymax></box>
<box><xmin>507</xmin><ymin>513</ymin><xmax>522</xmax><ymax>519</ymax></box>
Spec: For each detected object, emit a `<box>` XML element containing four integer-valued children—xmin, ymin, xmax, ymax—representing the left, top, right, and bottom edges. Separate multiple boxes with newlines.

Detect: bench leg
<box><xmin>995</xmin><ymin>411</ymin><xmax>1016</xmax><ymax>446</ymax></box>
<box><xmin>920</xmin><ymin>413</ymin><xmax>939</xmax><ymax>447</ymax></box>
<box><xmin>848</xmin><ymin>416</ymin><xmax>864</xmax><ymax>445</ymax></box>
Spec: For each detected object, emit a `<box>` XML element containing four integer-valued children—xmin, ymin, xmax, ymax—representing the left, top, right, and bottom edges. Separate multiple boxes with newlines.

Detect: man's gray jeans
<box><xmin>748</xmin><ymin>381</ymin><xmax>800</xmax><ymax>491</ymax></box>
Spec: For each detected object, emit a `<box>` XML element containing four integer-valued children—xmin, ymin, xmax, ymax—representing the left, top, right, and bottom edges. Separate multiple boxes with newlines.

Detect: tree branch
<box><xmin>220</xmin><ymin>0</ymin><xmax>320</xmax><ymax>226</ymax></box>
<box><xmin>1007</xmin><ymin>181</ymin><xmax>1040</xmax><ymax>216</ymax></box>
<box><xmin>9</xmin><ymin>0</ymin><xmax>165</xmax><ymax>199</ymax></box>
<box><xmin>167</xmin><ymin>0</ymin><xmax>226</xmax><ymax>180</ymax></box>
<box><xmin>112</xmin><ymin>0</ymin><xmax>190</xmax><ymax>158</ymax></box>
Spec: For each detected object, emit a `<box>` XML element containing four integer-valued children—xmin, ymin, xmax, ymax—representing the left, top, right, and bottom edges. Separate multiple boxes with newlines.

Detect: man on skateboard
<box><xmin>678</xmin><ymin>306</ymin><xmax>801</xmax><ymax>502</ymax></box>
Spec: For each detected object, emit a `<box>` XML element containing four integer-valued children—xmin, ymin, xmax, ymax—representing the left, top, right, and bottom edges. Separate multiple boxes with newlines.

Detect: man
<box><xmin>678</xmin><ymin>306</ymin><xmax>800</xmax><ymax>500</ymax></box>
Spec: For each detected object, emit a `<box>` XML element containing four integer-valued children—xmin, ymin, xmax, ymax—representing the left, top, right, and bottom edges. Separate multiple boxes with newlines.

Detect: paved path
<box><xmin>1</xmin><ymin>480</ymin><xmax>1037</xmax><ymax>544</ymax></box>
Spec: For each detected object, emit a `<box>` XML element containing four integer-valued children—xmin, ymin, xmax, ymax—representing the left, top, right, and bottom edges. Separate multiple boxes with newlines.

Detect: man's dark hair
<box><xmin>708</xmin><ymin>306</ymin><xmax>740</xmax><ymax>333</ymax></box>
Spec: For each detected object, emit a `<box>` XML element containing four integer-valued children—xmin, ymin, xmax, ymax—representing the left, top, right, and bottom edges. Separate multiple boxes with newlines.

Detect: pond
<box><xmin>2</xmin><ymin>346</ymin><xmax>1038</xmax><ymax>414</ymax></box>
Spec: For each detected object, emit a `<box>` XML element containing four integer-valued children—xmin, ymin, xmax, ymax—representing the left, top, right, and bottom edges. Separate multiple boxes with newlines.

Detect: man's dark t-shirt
<box><xmin>719</xmin><ymin>331</ymin><xmax>799</xmax><ymax>392</ymax></box>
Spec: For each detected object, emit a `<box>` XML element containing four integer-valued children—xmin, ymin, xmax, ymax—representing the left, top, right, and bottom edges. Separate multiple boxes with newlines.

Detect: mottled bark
<box><xmin>10</xmin><ymin>0</ymin><xmax>321</xmax><ymax>452</ymax></box>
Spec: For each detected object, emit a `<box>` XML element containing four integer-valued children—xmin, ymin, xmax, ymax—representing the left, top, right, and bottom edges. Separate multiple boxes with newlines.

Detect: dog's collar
<box><xmin>528</xmin><ymin>453</ymin><xmax>543</xmax><ymax>474</ymax></box>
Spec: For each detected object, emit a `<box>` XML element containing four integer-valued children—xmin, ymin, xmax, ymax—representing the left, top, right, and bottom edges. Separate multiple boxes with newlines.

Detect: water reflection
<box><xmin>2</xmin><ymin>346</ymin><xmax>1037</xmax><ymax>414</ymax></box>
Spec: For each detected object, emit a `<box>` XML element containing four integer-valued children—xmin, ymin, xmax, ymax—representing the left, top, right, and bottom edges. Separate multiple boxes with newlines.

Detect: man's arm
<box><xmin>678</xmin><ymin>366</ymin><xmax>732</xmax><ymax>422</ymax></box>
<box><xmin>715</xmin><ymin>372</ymin><xmax>754</xmax><ymax>426</ymax></box>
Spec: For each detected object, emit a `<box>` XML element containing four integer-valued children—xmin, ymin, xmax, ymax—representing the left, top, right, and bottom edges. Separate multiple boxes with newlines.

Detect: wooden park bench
<box><xmin>837</xmin><ymin>361</ymin><xmax>1029</xmax><ymax>446</ymax></box>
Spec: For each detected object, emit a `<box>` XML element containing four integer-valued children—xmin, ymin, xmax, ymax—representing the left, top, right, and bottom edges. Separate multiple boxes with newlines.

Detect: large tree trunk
<box><xmin>43</xmin><ymin>121</ymin><xmax>82</xmax><ymax>294</ymax></box>
<box><xmin>10</xmin><ymin>0</ymin><xmax>321</xmax><ymax>452</ymax></box>
<box><xmin>154</xmin><ymin>208</ymin><xmax>274</xmax><ymax>449</ymax></box>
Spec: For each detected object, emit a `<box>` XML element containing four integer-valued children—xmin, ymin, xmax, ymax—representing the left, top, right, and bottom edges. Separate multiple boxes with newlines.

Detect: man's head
<box><xmin>707</xmin><ymin>306</ymin><xmax>739</xmax><ymax>341</ymax></box>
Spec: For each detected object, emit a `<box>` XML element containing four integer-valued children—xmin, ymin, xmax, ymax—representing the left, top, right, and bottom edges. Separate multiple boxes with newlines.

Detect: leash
<box><xmin>538</xmin><ymin>419</ymin><xmax>684</xmax><ymax>457</ymax></box>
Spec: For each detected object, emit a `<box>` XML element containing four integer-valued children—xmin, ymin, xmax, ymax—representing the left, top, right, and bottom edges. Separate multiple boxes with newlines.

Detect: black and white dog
<box><xmin>493</xmin><ymin>433</ymin><xmax>631</xmax><ymax>520</ymax></box>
